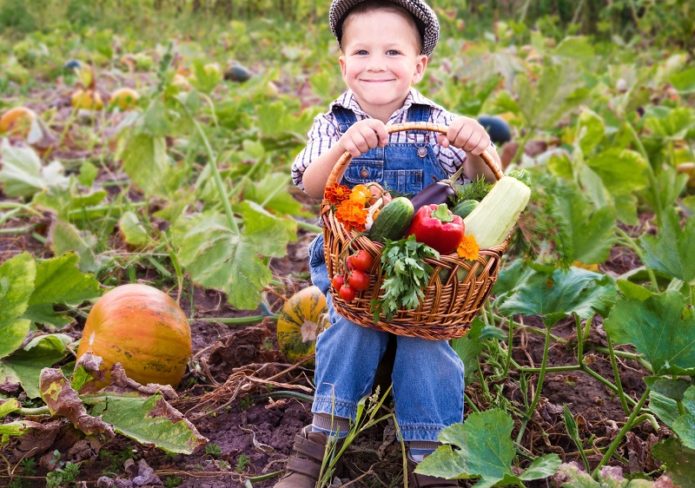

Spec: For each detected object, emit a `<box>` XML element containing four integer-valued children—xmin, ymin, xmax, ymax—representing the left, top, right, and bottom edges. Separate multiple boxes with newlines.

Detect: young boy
<box><xmin>280</xmin><ymin>1</ymin><xmax>501</xmax><ymax>486</ymax></box>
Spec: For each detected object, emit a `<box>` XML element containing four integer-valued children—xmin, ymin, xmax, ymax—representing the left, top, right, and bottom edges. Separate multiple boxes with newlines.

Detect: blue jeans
<box><xmin>308</xmin><ymin>234</ymin><xmax>465</xmax><ymax>442</ymax></box>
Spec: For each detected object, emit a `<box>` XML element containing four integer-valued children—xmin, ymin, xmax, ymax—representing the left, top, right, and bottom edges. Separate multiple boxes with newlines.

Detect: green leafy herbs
<box><xmin>453</xmin><ymin>176</ymin><xmax>492</xmax><ymax>204</ymax></box>
<box><xmin>371</xmin><ymin>236</ymin><xmax>438</xmax><ymax>321</ymax></box>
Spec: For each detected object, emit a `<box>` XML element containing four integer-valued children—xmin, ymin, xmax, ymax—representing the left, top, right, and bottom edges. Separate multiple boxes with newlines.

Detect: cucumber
<box><xmin>368</xmin><ymin>197</ymin><xmax>414</xmax><ymax>243</ymax></box>
<box><xmin>452</xmin><ymin>199</ymin><xmax>478</xmax><ymax>219</ymax></box>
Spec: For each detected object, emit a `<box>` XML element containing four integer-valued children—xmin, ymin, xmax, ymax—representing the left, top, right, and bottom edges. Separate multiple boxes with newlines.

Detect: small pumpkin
<box><xmin>76</xmin><ymin>284</ymin><xmax>192</xmax><ymax>387</ymax></box>
<box><xmin>276</xmin><ymin>286</ymin><xmax>329</xmax><ymax>363</ymax></box>
<box><xmin>0</xmin><ymin>107</ymin><xmax>36</xmax><ymax>137</ymax></box>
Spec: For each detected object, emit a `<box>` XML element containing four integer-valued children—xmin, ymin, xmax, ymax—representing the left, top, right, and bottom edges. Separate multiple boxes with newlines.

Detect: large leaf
<box><xmin>604</xmin><ymin>291</ymin><xmax>695</xmax><ymax>375</ymax></box>
<box><xmin>24</xmin><ymin>253</ymin><xmax>101</xmax><ymax>327</ymax></box>
<box><xmin>48</xmin><ymin>219</ymin><xmax>101</xmax><ymax>273</ymax></box>
<box><xmin>586</xmin><ymin>149</ymin><xmax>650</xmax><ymax>196</ymax></box>
<box><xmin>118</xmin><ymin>133</ymin><xmax>169</xmax><ymax>195</ymax></box>
<box><xmin>0</xmin><ymin>139</ymin><xmax>69</xmax><ymax>197</ymax></box>
<box><xmin>242</xmin><ymin>172</ymin><xmax>310</xmax><ymax>217</ymax></box>
<box><xmin>1</xmin><ymin>334</ymin><xmax>72</xmax><ymax>398</ymax></box>
<box><xmin>550</xmin><ymin>181</ymin><xmax>616</xmax><ymax>266</ymax></box>
<box><xmin>515</xmin><ymin>60</ymin><xmax>588</xmax><ymax>131</ymax></box>
<box><xmin>653</xmin><ymin>439</ymin><xmax>695</xmax><ymax>488</ymax></box>
<box><xmin>672</xmin><ymin>386</ymin><xmax>695</xmax><ymax>449</ymax></box>
<box><xmin>0</xmin><ymin>253</ymin><xmax>36</xmax><ymax>358</ymax></box>
<box><xmin>641</xmin><ymin>206</ymin><xmax>695</xmax><ymax>284</ymax></box>
<box><xmin>173</xmin><ymin>206</ymin><xmax>295</xmax><ymax>309</ymax></box>
<box><xmin>497</xmin><ymin>267</ymin><xmax>616</xmax><ymax>327</ymax></box>
<box><xmin>575</xmin><ymin>108</ymin><xmax>605</xmax><ymax>156</ymax></box>
<box><xmin>416</xmin><ymin>409</ymin><xmax>560</xmax><ymax>486</ymax></box>
<box><xmin>86</xmin><ymin>393</ymin><xmax>207</xmax><ymax>454</ymax></box>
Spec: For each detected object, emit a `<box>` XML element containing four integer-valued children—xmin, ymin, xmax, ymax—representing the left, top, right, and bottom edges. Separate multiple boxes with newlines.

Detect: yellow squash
<box><xmin>276</xmin><ymin>286</ymin><xmax>329</xmax><ymax>363</ymax></box>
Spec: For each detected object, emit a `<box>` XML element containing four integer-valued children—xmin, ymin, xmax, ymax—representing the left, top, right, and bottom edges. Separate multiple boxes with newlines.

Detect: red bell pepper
<box><xmin>407</xmin><ymin>203</ymin><xmax>465</xmax><ymax>255</ymax></box>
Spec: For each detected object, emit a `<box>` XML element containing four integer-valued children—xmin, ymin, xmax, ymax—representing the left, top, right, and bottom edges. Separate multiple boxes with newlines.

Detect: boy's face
<box><xmin>339</xmin><ymin>8</ymin><xmax>428</xmax><ymax>121</ymax></box>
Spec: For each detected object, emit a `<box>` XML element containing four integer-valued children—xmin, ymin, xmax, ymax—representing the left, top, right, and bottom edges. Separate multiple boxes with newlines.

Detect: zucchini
<box><xmin>452</xmin><ymin>199</ymin><xmax>478</xmax><ymax>219</ymax></box>
<box><xmin>463</xmin><ymin>176</ymin><xmax>530</xmax><ymax>248</ymax></box>
<box><xmin>368</xmin><ymin>197</ymin><xmax>414</xmax><ymax>243</ymax></box>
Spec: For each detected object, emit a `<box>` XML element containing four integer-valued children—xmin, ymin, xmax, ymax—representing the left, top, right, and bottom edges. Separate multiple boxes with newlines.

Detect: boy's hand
<box><xmin>437</xmin><ymin>116</ymin><xmax>491</xmax><ymax>155</ymax></box>
<box><xmin>339</xmin><ymin>119</ymin><xmax>389</xmax><ymax>157</ymax></box>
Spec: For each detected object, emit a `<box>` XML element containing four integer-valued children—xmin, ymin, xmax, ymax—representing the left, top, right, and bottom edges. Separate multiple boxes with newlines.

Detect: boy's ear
<box><xmin>339</xmin><ymin>55</ymin><xmax>347</xmax><ymax>79</ymax></box>
<box><xmin>412</xmin><ymin>55</ymin><xmax>429</xmax><ymax>83</ymax></box>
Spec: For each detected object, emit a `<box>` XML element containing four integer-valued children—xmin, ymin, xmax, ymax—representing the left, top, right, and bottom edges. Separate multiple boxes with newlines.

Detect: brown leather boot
<box><xmin>274</xmin><ymin>426</ymin><xmax>334</xmax><ymax>488</ymax></box>
<box><xmin>408</xmin><ymin>460</ymin><xmax>459</xmax><ymax>487</ymax></box>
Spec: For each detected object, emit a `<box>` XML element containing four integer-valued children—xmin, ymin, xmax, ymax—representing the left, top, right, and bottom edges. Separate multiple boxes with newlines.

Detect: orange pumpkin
<box><xmin>76</xmin><ymin>284</ymin><xmax>192</xmax><ymax>387</ymax></box>
<box><xmin>0</xmin><ymin>107</ymin><xmax>36</xmax><ymax>137</ymax></box>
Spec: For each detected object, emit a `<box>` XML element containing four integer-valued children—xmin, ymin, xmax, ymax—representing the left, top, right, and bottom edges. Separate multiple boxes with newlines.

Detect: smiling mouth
<box><xmin>361</xmin><ymin>79</ymin><xmax>394</xmax><ymax>83</ymax></box>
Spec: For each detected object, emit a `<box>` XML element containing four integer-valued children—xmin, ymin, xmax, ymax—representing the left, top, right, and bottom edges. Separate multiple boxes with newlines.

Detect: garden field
<box><xmin>1</xmin><ymin>1</ymin><xmax>694</xmax><ymax>486</ymax></box>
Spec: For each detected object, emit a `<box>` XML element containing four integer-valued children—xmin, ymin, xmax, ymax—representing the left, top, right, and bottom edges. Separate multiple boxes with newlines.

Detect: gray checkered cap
<box><xmin>329</xmin><ymin>0</ymin><xmax>440</xmax><ymax>56</ymax></box>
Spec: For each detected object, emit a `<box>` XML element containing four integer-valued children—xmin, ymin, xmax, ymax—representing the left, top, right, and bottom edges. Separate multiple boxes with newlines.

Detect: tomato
<box><xmin>332</xmin><ymin>275</ymin><xmax>345</xmax><ymax>290</ymax></box>
<box><xmin>338</xmin><ymin>284</ymin><xmax>356</xmax><ymax>302</ymax></box>
<box><xmin>348</xmin><ymin>270</ymin><xmax>370</xmax><ymax>291</ymax></box>
<box><xmin>347</xmin><ymin>250</ymin><xmax>373</xmax><ymax>272</ymax></box>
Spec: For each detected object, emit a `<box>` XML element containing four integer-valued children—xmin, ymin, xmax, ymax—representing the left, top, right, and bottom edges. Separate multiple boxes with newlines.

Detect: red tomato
<box><xmin>338</xmin><ymin>284</ymin><xmax>356</xmax><ymax>302</ymax></box>
<box><xmin>347</xmin><ymin>250</ymin><xmax>373</xmax><ymax>272</ymax></box>
<box><xmin>348</xmin><ymin>270</ymin><xmax>370</xmax><ymax>291</ymax></box>
<box><xmin>331</xmin><ymin>275</ymin><xmax>345</xmax><ymax>290</ymax></box>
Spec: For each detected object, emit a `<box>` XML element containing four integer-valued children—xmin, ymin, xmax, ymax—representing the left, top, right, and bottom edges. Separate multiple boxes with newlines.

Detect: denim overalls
<box><xmin>307</xmin><ymin>104</ymin><xmax>465</xmax><ymax>442</ymax></box>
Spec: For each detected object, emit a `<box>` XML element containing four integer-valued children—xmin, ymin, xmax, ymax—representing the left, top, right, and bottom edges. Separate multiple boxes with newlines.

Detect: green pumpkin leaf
<box><xmin>641</xmin><ymin>206</ymin><xmax>695</xmax><ymax>284</ymax></box>
<box><xmin>498</xmin><ymin>267</ymin><xmax>616</xmax><ymax>327</ymax></box>
<box><xmin>0</xmin><ymin>139</ymin><xmax>69</xmax><ymax>197</ymax></box>
<box><xmin>118</xmin><ymin>211</ymin><xmax>150</xmax><ymax>247</ymax></box>
<box><xmin>48</xmin><ymin>219</ymin><xmax>101</xmax><ymax>273</ymax></box>
<box><xmin>0</xmin><ymin>253</ymin><xmax>36</xmax><ymax>358</ymax></box>
<box><xmin>672</xmin><ymin>386</ymin><xmax>695</xmax><ymax>449</ymax></box>
<box><xmin>575</xmin><ymin>108</ymin><xmax>605</xmax><ymax>155</ymax></box>
<box><xmin>604</xmin><ymin>291</ymin><xmax>695</xmax><ymax>375</ymax></box>
<box><xmin>118</xmin><ymin>133</ymin><xmax>169</xmax><ymax>196</ymax></box>
<box><xmin>549</xmin><ymin>181</ymin><xmax>616</xmax><ymax>266</ymax></box>
<box><xmin>23</xmin><ymin>253</ymin><xmax>101</xmax><ymax>327</ymax></box>
<box><xmin>242</xmin><ymin>172</ymin><xmax>310</xmax><ymax>217</ymax></box>
<box><xmin>173</xmin><ymin>208</ymin><xmax>295</xmax><ymax>310</ymax></box>
<box><xmin>586</xmin><ymin>148</ymin><xmax>650</xmax><ymax>196</ymax></box>
<box><xmin>85</xmin><ymin>392</ymin><xmax>207</xmax><ymax>454</ymax></box>
<box><xmin>653</xmin><ymin>438</ymin><xmax>695</xmax><ymax>488</ymax></box>
<box><xmin>416</xmin><ymin>409</ymin><xmax>560</xmax><ymax>485</ymax></box>
<box><xmin>1</xmin><ymin>334</ymin><xmax>72</xmax><ymax>398</ymax></box>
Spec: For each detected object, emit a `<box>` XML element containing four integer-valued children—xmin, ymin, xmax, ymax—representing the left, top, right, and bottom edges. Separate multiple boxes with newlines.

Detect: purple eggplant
<box><xmin>409</xmin><ymin>163</ymin><xmax>468</xmax><ymax>211</ymax></box>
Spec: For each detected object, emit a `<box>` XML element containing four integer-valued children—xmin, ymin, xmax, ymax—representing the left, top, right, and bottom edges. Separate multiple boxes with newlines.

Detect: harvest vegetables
<box><xmin>276</xmin><ymin>286</ymin><xmax>329</xmax><ymax>362</ymax></box>
<box><xmin>367</xmin><ymin>196</ymin><xmax>414</xmax><ymax>243</ymax></box>
<box><xmin>372</xmin><ymin>235</ymin><xmax>439</xmax><ymax>320</ymax></box>
<box><xmin>452</xmin><ymin>199</ymin><xmax>478</xmax><ymax>219</ymax></box>
<box><xmin>463</xmin><ymin>176</ymin><xmax>531</xmax><ymax>249</ymax></box>
<box><xmin>332</xmin><ymin>249</ymin><xmax>375</xmax><ymax>301</ymax></box>
<box><xmin>407</xmin><ymin>203</ymin><xmax>465</xmax><ymax>255</ymax></box>
<box><xmin>76</xmin><ymin>284</ymin><xmax>192</xmax><ymax>387</ymax></box>
<box><xmin>410</xmin><ymin>163</ymin><xmax>468</xmax><ymax>211</ymax></box>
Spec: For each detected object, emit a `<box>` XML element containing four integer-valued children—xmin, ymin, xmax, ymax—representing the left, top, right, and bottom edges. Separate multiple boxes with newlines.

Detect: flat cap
<box><xmin>329</xmin><ymin>0</ymin><xmax>440</xmax><ymax>56</ymax></box>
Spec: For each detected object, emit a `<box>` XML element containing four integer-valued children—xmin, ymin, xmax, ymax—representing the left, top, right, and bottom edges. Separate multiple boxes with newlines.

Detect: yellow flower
<box><xmin>457</xmin><ymin>234</ymin><xmax>480</xmax><ymax>261</ymax></box>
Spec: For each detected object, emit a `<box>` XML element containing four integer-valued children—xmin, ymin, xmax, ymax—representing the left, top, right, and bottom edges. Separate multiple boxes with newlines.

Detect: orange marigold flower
<box><xmin>325</xmin><ymin>184</ymin><xmax>351</xmax><ymax>205</ymax></box>
<box><xmin>335</xmin><ymin>199</ymin><xmax>368</xmax><ymax>233</ymax></box>
<box><xmin>457</xmin><ymin>234</ymin><xmax>480</xmax><ymax>261</ymax></box>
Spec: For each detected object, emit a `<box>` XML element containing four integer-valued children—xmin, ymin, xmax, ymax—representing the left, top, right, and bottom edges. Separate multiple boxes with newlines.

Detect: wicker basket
<box><xmin>321</xmin><ymin>122</ymin><xmax>507</xmax><ymax>340</ymax></box>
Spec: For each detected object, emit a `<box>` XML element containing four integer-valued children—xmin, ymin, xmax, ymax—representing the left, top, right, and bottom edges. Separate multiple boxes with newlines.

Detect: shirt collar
<box><xmin>331</xmin><ymin>88</ymin><xmax>438</xmax><ymax>120</ymax></box>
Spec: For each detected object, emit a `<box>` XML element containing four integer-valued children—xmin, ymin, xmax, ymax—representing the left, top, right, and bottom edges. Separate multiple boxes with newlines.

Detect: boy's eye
<box><xmin>386</xmin><ymin>50</ymin><xmax>401</xmax><ymax>55</ymax></box>
<box><xmin>354</xmin><ymin>49</ymin><xmax>368</xmax><ymax>55</ymax></box>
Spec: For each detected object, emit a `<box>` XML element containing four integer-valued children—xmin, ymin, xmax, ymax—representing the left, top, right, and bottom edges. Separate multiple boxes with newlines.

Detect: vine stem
<box><xmin>615</xmin><ymin>227</ymin><xmax>659</xmax><ymax>290</ymax></box>
<box><xmin>606</xmin><ymin>335</ymin><xmax>630</xmax><ymax>415</ymax></box>
<box><xmin>189</xmin><ymin>113</ymin><xmax>239</xmax><ymax>235</ymax></box>
<box><xmin>592</xmin><ymin>388</ymin><xmax>650</xmax><ymax>477</ymax></box>
<box><xmin>516</xmin><ymin>325</ymin><xmax>551</xmax><ymax>444</ymax></box>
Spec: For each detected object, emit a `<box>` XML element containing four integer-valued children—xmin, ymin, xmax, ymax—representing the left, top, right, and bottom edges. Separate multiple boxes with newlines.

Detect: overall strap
<box><xmin>406</xmin><ymin>104</ymin><xmax>433</xmax><ymax>123</ymax></box>
<box><xmin>332</xmin><ymin>106</ymin><xmax>358</xmax><ymax>134</ymax></box>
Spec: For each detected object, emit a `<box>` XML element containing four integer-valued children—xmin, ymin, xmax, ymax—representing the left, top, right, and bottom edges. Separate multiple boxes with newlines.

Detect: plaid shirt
<box><xmin>291</xmin><ymin>88</ymin><xmax>476</xmax><ymax>190</ymax></box>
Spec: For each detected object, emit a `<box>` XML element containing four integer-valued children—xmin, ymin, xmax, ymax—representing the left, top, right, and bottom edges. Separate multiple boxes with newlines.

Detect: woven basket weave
<box><xmin>321</xmin><ymin>122</ymin><xmax>507</xmax><ymax>340</ymax></box>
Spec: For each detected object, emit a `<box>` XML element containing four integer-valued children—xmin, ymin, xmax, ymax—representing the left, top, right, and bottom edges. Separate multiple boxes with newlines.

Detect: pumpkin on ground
<box><xmin>276</xmin><ymin>286</ymin><xmax>329</xmax><ymax>363</ymax></box>
<box><xmin>76</xmin><ymin>283</ymin><xmax>192</xmax><ymax>387</ymax></box>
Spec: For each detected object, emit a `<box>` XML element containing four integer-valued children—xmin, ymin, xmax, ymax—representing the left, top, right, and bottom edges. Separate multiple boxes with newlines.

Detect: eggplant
<box><xmin>410</xmin><ymin>180</ymin><xmax>456</xmax><ymax>211</ymax></box>
<box><xmin>410</xmin><ymin>162</ymin><xmax>468</xmax><ymax>211</ymax></box>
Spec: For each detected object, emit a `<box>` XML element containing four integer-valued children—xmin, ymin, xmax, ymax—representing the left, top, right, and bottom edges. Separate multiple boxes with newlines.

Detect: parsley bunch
<box><xmin>371</xmin><ymin>235</ymin><xmax>439</xmax><ymax>321</ymax></box>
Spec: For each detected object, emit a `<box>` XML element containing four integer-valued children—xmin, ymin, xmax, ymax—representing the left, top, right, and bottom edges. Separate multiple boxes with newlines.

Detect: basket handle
<box><xmin>323</xmin><ymin>122</ymin><xmax>503</xmax><ymax>201</ymax></box>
